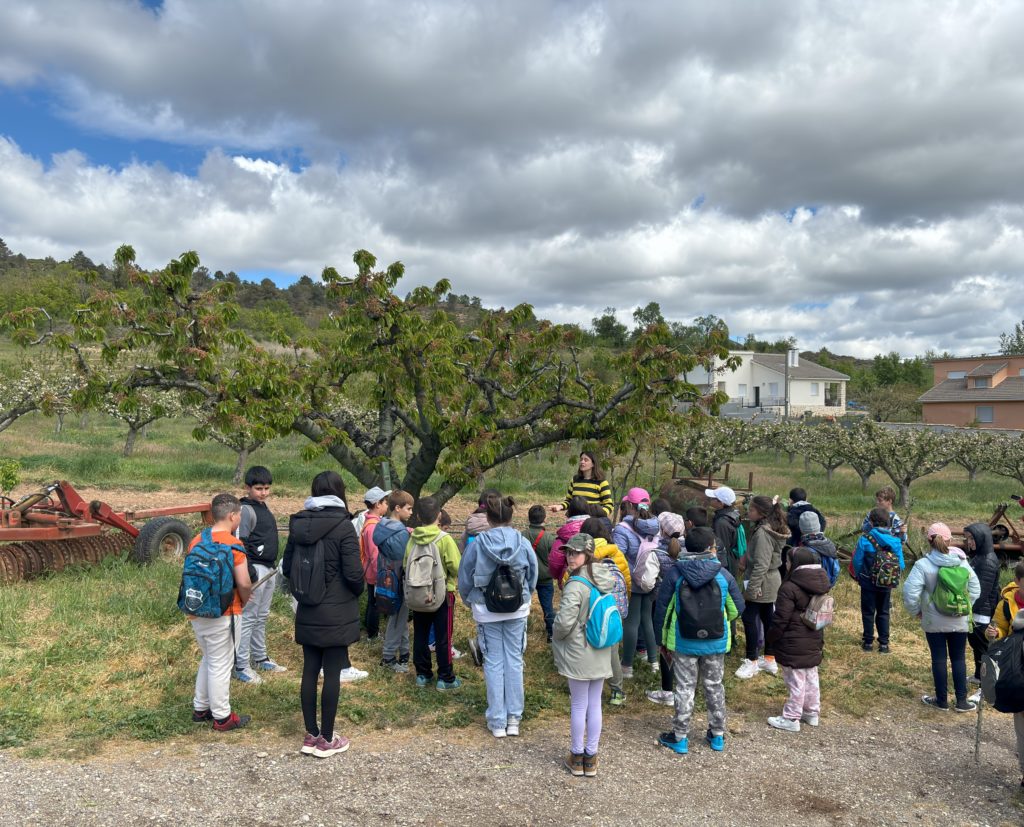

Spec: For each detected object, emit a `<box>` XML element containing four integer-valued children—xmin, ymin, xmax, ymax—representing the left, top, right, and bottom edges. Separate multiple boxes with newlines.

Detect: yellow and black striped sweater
<box><xmin>561</xmin><ymin>477</ymin><xmax>614</xmax><ymax>516</ymax></box>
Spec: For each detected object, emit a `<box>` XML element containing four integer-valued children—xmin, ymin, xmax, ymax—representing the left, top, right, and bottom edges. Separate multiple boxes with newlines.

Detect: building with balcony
<box><xmin>919</xmin><ymin>355</ymin><xmax>1024</xmax><ymax>428</ymax></box>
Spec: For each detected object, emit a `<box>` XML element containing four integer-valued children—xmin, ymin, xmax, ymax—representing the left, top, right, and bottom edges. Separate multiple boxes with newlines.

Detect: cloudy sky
<box><xmin>2</xmin><ymin>0</ymin><xmax>1023</xmax><ymax>358</ymax></box>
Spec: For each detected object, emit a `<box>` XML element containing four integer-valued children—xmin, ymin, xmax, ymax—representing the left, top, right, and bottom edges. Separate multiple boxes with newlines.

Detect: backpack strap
<box><xmin>566</xmin><ymin>574</ymin><xmax>597</xmax><ymax>641</ymax></box>
<box><xmin>531</xmin><ymin>529</ymin><xmax>545</xmax><ymax>551</ymax></box>
<box><xmin>864</xmin><ymin>533</ymin><xmax>885</xmax><ymax>555</ymax></box>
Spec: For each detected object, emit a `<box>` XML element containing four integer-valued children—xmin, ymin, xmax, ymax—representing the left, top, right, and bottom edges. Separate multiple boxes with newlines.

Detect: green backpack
<box><xmin>931</xmin><ymin>565</ymin><xmax>971</xmax><ymax>617</ymax></box>
<box><xmin>735</xmin><ymin>524</ymin><xmax>747</xmax><ymax>558</ymax></box>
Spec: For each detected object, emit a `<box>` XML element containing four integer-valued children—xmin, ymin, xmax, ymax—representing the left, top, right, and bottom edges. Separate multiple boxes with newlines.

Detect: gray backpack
<box><xmin>404</xmin><ymin>537</ymin><xmax>447</xmax><ymax>612</ymax></box>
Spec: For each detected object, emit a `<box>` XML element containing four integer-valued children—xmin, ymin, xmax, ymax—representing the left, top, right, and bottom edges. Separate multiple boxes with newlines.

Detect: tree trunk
<box><xmin>123</xmin><ymin>426</ymin><xmax>139</xmax><ymax>457</ymax></box>
<box><xmin>787</xmin><ymin>451</ymin><xmax>796</xmax><ymax>464</ymax></box>
<box><xmin>968</xmin><ymin>467</ymin><xmax>978</xmax><ymax>483</ymax></box>
<box><xmin>858</xmin><ymin>471</ymin><xmax>872</xmax><ymax>492</ymax></box>
<box><xmin>804</xmin><ymin>456</ymin><xmax>811</xmax><ymax>472</ymax></box>
<box><xmin>399</xmin><ymin>433</ymin><xmax>443</xmax><ymax>501</ymax></box>
<box><xmin>898</xmin><ymin>482</ymin><xmax>911</xmax><ymax>508</ymax></box>
<box><xmin>826</xmin><ymin>466</ymin><xmax>834</xmax><ymax>482</ymax></box>
<box><xmin>54</xmin><ymin>412</ymin><xmax>64</xmax><ymax>434</ymax></box>
<box><xmin>233</xmin><ymin>448</ymin><xmax>248</xmax><ymax>486</ymax></box>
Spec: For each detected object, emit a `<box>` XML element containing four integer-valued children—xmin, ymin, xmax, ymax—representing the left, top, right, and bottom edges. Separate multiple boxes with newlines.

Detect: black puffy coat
<box><xmin>964</xmin><ymin>522</ymin><xmax>1002</xmax><ymax>618</ymax></box>
<box><xmin>282</xmin><ymin>506</ymin><xmax>364</xmax><ymax>648</ymax></box>
<box><xmin>766</xmin><ymin>564</ymin><xmax>831</xmax><ymax>669</ymax></box>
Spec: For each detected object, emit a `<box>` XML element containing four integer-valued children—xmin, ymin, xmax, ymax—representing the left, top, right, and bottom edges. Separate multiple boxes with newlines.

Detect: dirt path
<box><xmin>1</xmin><ymin>703</ymin><xmax>1021</xmax><ymax>826</ymax></box>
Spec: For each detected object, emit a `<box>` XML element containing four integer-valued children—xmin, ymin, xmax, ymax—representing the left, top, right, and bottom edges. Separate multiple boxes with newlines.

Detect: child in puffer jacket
<box><xmin>547</xmin><ymin>497</ymin><xmax>591</xmax><ymax>585</ymax></box>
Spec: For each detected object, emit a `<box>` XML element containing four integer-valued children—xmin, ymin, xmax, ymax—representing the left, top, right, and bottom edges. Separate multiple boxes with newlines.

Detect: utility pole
<box><xmin>785</xmin><ymin>347</ymin><xmax>799</xmax><ymax>420</ymax></box>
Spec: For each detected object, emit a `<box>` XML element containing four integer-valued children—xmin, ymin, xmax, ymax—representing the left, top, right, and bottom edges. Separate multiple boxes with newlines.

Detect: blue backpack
<box><xmin>820</xmin><ymin>554</ymin><xmax>840</xmax><ymax>587</ymax></box>
<box><xmin>177</xmin><ymin>528</ymin><xmax>238</xmax><ymax>617</ymax></box>
<box><xmin>569</xmin><ymin>575</ymin><xmax>623</xmax><ymax>649</ymax></box>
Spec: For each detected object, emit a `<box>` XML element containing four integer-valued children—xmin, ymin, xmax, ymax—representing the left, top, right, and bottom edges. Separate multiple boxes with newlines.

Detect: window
<box><xmin>976</xmin><ymin>406</ymin><xmax>994</xmax><ymax>424</ymax></box>
<box><xmin>810</xmin><ymin>382</ymin><xmax>819</xmax><ymax>396</ymax></box>
<box><xmin>948</xmin><ymin>371</ymin><xmax>966</xmax><ymax>380</ymax></box>
<box><xmin>974</xmin><ymin>377</ymin><xmax>990</xmax><ymax>388</ymax></box>
<box><xmin>1020</xmin><ymin>369</ymin><xmax>1024</xmax><ymax>377</ymax></box>
<box><xmin>717</xmin><ymin>381</ymin><xmax>727</xmax><ymax>392</ymax></box>
<box><xmin>768</xmin><ymin>382</ymin><xmax>779</xmax><ymax>398</ymax></box>
<box><xmin>738</xmin><ymin>384</ymin><xmax>747</xmax><ymax>398</ymax></box>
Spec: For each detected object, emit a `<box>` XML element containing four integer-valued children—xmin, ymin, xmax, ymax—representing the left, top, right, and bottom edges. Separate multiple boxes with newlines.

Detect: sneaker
<box><xmin>339</xmin><ymin>666</ymin><xmax>369</xmax><ymax>683</ymax></box>
<box><xmin>757</xmin><ymin>657</ymin><xmax>778</xmax><ymax>676</ymax></box>
<box><xmin>735</xmin><ymin>659</ymin><xmax>760</xmax><ymax>680</ymax></box>
<box><xmin>300</xmin><ymin>733</ymin><xmax>318</xmax><ymax>754</ymax></box>
<box><xmin>967</xmin><ymin>675</ymin><xmax>981</xmax><ymax>686</ymax></box>
<box><xmin>862</xmin><ymin>642</ymin><xmax>873</xmax><ymax>652</ymax></box>
<box><xmin>213</xmin><ymin>712</ymin><xmax>251</xmax><ymax>732</ymax></box>
<box><xmin>649</xmin><ymin>660</ymin><xmax>660</xmax><ymax>674</ymax></box>
<box><xmin>878</xmin><ymin>644</ymin><xmax>890</xmax><ymax>654</ymax></box>
<box><xmin>658</xmin><ymin>732</ymin><xmax>688</xmax><ymax>754</ymax></box>
<box><xmin>564</xmin><ymin>752</ymin><xmax>584</xmax><ymax>776</ymax></box>
<box><xmin>254</xmin><ymin>659</ymin><xmax>287</xmax><ymax>673</ymax></box>
<box><xmin>646</xmin><ymin>689</ymin><xmax>675</xmax><ymax>707</ymax></box>
<box><xmin>468</xmin><ymin>638</ymin><xmax>483</xmax><ymax>667</ymax></box>
<box><xmin>800</xmin><ymin>713</ymin><xmax>820</xmax><ymax>727</ymax></box>
<box><xmin>365</xmin><ymin>636</ymin><xmax>380</xmax><ymax>644</ymax></box>
<box><xmin>191</xmin><ymin>708</ymin><xmax>213</xmax><ymax>723</ymax></box>
<box><xmin>582</xmin><ymin>752</ymin><xmax>599</xmax><ymax>777</ymax></box>
<box><xmin>954</xmin><ymin>699</ymin><xmax>978</xmax><ymax>713</ymax></box>
<box><xmin>436</xmin><ymin>677</ymin><xmax>462</xmax><ymax>691</ymax></box>
<box><xmin>705</xmin><ymin>729</ymin><xmax>725</xmax><ymax>751</ymax></box>
<box><xmin>506</xmin><ymin>719</ymin><xmax>520</xmax><ymax>737</ymax></box>
<box><xmin>621</xmin><ymin>666</ymin><xmax>634</xmax><ymax>680</ymax></box>
<box><xmin>921</xmin><ymin>695</ymin><xmax>949</xmax><ymax>711</ymax></box>
<box><xmin>415</xmin><ymin>674</ymin><xmax>430</xmax><ymax>687</ymax></box>
<box><xmin>381</xmin><ymin>658</ymin><xmax>402</xmax><ymax>672</ymax></box>
<box><xmin>609</xmin><ymin>688</ymin><xmax>626</xmax><ymax>706</ymax></box>
<box><xmin>636</xmin><ymin>647</ymin><xmax>648</xmax><ymax>658</ymax></box>
<box><xmin>768</xmin><ymin>715</ymin><xmax>800</xmax><ymax>732</ymax></box>
<box><xmin>451</xmin><ymin>646</ymin><xmax>464</xmax><ymax>660</ymax></box>
<box><xmin>968</xmin><ymin>690</ymin><xmax>982</xmax><ymax>704</ymax></box>
<box><xmin>312</xmin><ymin>734</ymin><xmax>350</xmax><ymax>758</ymax></box>
<box><xmin>491</xmin><ymin>726</ymin><xmax>507</xmax><ymax>738</ymax></box>
<box><xmin>233</xmin><ymin>668</ymin><xmax>263</xmax><ymax>685</ymax></box>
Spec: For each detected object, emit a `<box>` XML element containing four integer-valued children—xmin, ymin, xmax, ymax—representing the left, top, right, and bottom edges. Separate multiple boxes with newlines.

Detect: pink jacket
<box><xmin>548</xmin><ymin>517</ymin><xmax>588</xmax><ymax>587</ymax></box>
<box><xmin>360</xmin><ymin>514</ymin><xmax>382</xmax><ymax>585</ymax></box>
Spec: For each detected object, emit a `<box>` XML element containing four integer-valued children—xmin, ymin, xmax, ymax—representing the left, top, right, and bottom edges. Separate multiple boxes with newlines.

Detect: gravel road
<box><xmin>1</xmin><ymin>702</ymin><xmax>1022</xmax><ymax>826</ymax></box>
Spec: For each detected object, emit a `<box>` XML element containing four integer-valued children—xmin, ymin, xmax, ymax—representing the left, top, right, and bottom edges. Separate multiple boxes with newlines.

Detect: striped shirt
<box><xmin>561</xmin><ymin>478</ymin><xmax>614</xmax><ymax>516</ymax></box>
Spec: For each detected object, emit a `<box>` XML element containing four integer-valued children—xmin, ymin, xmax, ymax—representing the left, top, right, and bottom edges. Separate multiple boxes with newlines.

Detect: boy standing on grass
<box><xmin>188</xmin><ymin>493</ymin><xmax>252</xmax><ymax>731</ymax></box>
<box><xmin>359</xmin><ymin>486</ymin><xmax>391</xmax><ymax>643</ymax></box>
<box><xmin>653</xmin><ymin>527</ymin><xmax>744</xmax><ymax>755</ymax></box>
<box><xmin>861</xmin><ymin>487</ymin><xmax>907</xmax><ymax>542</ymax></box>
<box><xmin>234</xmin><ymin>466</ymin><xmax>285</xmax><ymax>684</ymax></box>
<box><xmin>523</xmin><ymin>505</ymin><xmax>556</xmax><ymax>643</ymax></box>
<box><xmin>374</xmin><ymin>490</ymin><xmax>415</xmax><ymax>672</ymax></box>
<box><xmin>853</xmin><ymin>506</ymin><xmax>905</xmax><ymax>654</ymax></box>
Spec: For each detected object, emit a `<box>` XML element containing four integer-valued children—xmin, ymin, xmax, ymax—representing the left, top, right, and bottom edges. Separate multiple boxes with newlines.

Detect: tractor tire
<box><xmin>133</xmin><ymin>517</ymin><xmax>192</xmax><ymax>564</ymax></box>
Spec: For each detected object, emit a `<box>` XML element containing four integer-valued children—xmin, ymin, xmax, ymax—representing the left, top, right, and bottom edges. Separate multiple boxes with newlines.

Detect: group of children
<box><xmin>181</xmin><ymin>459</ymin><xmax>1024</xmax><ymax>786</ymax></box>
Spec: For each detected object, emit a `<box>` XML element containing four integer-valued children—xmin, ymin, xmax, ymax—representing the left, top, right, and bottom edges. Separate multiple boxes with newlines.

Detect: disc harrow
<box><xmin>0</xmin><ymin>535</ymin><xmax>134</xmax><ymax>584</ymax></box>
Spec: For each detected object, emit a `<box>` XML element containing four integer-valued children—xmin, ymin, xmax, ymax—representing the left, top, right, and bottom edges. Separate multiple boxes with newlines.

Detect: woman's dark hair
<box><xmin>574</xmin><ymin>451</ymin><xmax>605</xmax><ymax>482</ymax></box>
<box><xmin>310</xmin><ymin>470</ymin><xmax>346</xmax><ymax>501</ymax></box>
<box><xmin>484</xmin><ymin>493</ymin><xmax>515</xmax><ymax>525</ymax></box>
<box><xmin>567</xmin><ymin>496</ymin><xmax>590</xmax><ymax>518</ymax></box>
<box><xmin>749</xmin><ymin>494</ymin><xmax>786</xmax><ymax>533</ymax></box>
<box><xmin>580</xmin><ymin>516</ymin><xmax>612</xmax><ymax>543</ymax></box>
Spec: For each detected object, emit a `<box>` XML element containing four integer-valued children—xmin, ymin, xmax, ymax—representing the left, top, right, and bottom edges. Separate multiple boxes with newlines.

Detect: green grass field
<box><xmin>2</xmin><ymin>410</ymin><xmax>1022</xmax><ymax>757</ymax></box>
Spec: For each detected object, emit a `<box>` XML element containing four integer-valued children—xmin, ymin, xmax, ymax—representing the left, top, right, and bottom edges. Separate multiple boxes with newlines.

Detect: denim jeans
<box><xmin>860</xmin><ymin>587</ymin><xmax>892</xmax><ymax>647</ymax></box>
<box><xmin>535</xmin><ymin>582</ymin><xmax>555</xmax><ymax>639</ymax></box>
<box><xmin>925</xmin><ymin>631</ymin><xmax>968</xmax><ymax>707</ymax></box>
<box><xmin>477</xmin><ymin>617</ymin><xmax>528</xmax><ymax>730</ymax></box>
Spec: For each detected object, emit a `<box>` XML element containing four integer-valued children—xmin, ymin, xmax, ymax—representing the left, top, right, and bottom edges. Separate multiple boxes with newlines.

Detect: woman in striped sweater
<box><xmin>549</xmin><ymin>451</ymin><xmax>614</xmax><ymax>516</ymax></box>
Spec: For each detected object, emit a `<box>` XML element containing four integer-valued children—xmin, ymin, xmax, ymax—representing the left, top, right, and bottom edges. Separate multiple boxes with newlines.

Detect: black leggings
<box><xmin>300</xmin><ymin>644</ymin><xmax>349</xmax><ymax>740</ymax></box>
<box><xmin>742</xmin><ymin>601</ymin><xmax>775</xmax><ymax>661</ymax></box>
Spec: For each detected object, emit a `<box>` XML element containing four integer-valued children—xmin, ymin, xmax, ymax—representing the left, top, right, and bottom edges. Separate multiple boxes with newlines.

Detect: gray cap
<box><xmin>363</xmin><ymin>486</ymin><xmax>392</xmax><ymax>506</ymax></box>
<box><xmin>798</xmin><ymin>511</ymin><xmax>821</xmax><ymax>533</ymax></box>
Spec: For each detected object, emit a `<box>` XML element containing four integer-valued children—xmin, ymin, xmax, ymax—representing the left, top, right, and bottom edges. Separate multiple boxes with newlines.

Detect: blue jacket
<box><xmin>373</xmin><ymin>517</ymin><xmax>410</xmax><ymax>564</ymax></box>
<box><xmin>612</xmin><ymin>515</ymin><xmax>661</xmax><ymax>567</ymax></box>
<box><xmin>652</xmin><ymin>552</ymin><xmax>745</xmax><ymax>656</ymax></box>
<box><xmin>457</xmin><ymin>526</ymin><xmax>538</xmax><ymax>609</ymax></box>
<box><xmin>852</xmin><ymin>528</ymin><xmax>905</xmax><ymax>589</ymax></box>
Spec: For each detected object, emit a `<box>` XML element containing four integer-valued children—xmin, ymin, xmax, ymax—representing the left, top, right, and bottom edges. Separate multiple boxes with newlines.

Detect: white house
<box><xmin>686</xmin><ymin>351</ymin><xmax>849</xmax><ymax>416</ymax></box>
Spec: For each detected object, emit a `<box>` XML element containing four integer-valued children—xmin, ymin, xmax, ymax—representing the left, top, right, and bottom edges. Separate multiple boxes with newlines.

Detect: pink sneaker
<box><xmin>300</xmin><ymin>733</ymin><xmax>318</xmax><ymax>754</ymax></box>
<box><xmin>313</xmin><ymin>733</ymin><xmax>351</xmax><ymax>758</ymax></box>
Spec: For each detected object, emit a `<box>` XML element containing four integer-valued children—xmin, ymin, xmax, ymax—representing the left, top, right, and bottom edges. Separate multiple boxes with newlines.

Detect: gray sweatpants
<box><xmin>236</xmin><ymin>562</ymin><xmax>276</xmax><ymax>670</ymax></box>
<box><xmin>382</xmin><ymin>602</ymin><xmax>410</xmax><ymax>661</ymax></box>
<box><xmin>671</xmin><ymin>652</ymin><xmax>726</xmax><ymax>738</ymax></box>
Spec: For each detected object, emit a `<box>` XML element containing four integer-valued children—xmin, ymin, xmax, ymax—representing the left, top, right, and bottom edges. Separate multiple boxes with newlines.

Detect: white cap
<box><xmin>704</xmin><ymin>485</ymin><xmax>736</xmax><ymax>506</ymax></box>
<box><xmin>364</xmin><ymin>486</ymin><xmax>392</xmax><ymax>505</ymax></box>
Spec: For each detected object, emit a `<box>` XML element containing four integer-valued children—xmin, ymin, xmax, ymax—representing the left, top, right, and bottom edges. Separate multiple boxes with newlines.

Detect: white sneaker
<box><xmin>621</xmin><ymin>666</ymin><xmax>634</xmax><ymax>680</ymax></box>
<box><xmin>735</xmin><ymin>659</ymin><xmax>759</xmax><ymax>680</ymax></box>
<box><xmin>800</xmin><ymin>713</ymin><xmax>819</xmax><ymax>727</ymax></box>
<box><xmin>649</xmin><ymin>660</ymin><xmax>660</xmax><ymax>674</ymax></box>
<box><xmin>757</xmin><ymin>657</ymin><xmax>779</xmax><ymax>676</ymax></box>
<box><xmin>451</xmin><ymin>646</ymin><xmax>464</xmax><ymax>660</ymax></box>
<box><xmin>339</xmin><ymin>666</ymin><xmax>369</xmax><ymax>682</ymax></box>
<box><xmin>768</xmin><ymin>715</ymin><xmax>800</xmax><ymax>732</ymax></box>
<box><xmin>967</xmin><ymin>690</ymin><xmax>982</xmax><ymax>704</ymax></box>
<box><xmin>646</xmin><ymin>689</ymin><xmax>675</xmax><ymax>706</ymax></box>
<box><xmin>506</xmin><ymin>719</ymin><xmax>520</xmax><ymax>736</ymax></box>
<box><xmin>233</xmin><ymin>668</ymin><xmax>263</xmax><ymax>685</ymax></box>
<box><xmin>490</xmin><ymin>727</ymin><xmax>507</xmax><ymax>738</ymax></box>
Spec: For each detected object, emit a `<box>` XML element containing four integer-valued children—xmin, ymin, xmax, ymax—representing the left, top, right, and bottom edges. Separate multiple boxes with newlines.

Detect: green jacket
<box><xmin>406</xmin><ymin>524</ymin><xmax>461</xmax><ymax>593</ymax></box>
<box><xmin>522</xmin><ymin>525</ymin><xmax>554</xmax><ymax>585</ymax></box>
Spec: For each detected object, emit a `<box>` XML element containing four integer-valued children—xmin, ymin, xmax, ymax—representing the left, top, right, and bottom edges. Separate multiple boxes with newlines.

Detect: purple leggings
<box><xmin>568</xmin><ymin>678</ymin><xmax>604</xmax><ymax>755</ymax></box>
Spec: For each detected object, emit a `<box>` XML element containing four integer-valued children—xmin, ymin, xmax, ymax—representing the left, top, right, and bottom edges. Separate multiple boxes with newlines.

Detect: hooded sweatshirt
<box><xmin>902</xmin><ymin>549</ymin><xmax>982</xmax><ymax>634</ymax></box>
<box><xmin>766</xmin><ymin>564</ymin><xmax>832</xmax><ymax>669</ymax></box>
<box><xmin>744</xmin><ymin>522</ymin><xmax>789</xmax><ymax>604</ymax></box>
<box><xmin>281</xmin><ymin>500</ymin><xmax>364</xmax><ymax>648</ymax></box>
<box><xmin>852</xmin><ymin>527</ymin><xmax>905</xmax><ymax>589</ymax></box>
<box><xmin>405</xmin><ymin>524</ymin><xmax>461</xmax><ymax>593</ymax></box>
<box><xmin>612</xmin><ymin>515</ymin><xmax>662</xmax><ymax>568</ymax></box>
<box><xmin>786</xmin><ymin>502</ymin><xmax>827</xmax><ymax>547</ymax></box>
<box><xmin>552</xmin><ymin>561</ymin><xmax>617</xmax><ymax>680</ymax></box>
<box><xmin>993</xmin><ymin>582</ymin><xmax>1024</xmax><ymax>639</ymax></box>
<box><xmin>547</xmin><ymin>515</ymin><xmax>588</xmax><ymax>585</ymax></box>
<box><xmin>964</xmin><ymin>522</ymin><xmax>1001</xmax><ymax>622</ymax></box>
<box><xmin>711</xmin><ymin>507</ymin><xmax>741</xmax><ymax>570</ymax></box>
<box><xmin>652</xmin><ymin>551</ymin><xmax>745</xmax><ymax>656</ymax></box>
<box><xmin>457</xmin><ymin>525</ymin><xmax>538</xmax><ymax>621</ymax></box>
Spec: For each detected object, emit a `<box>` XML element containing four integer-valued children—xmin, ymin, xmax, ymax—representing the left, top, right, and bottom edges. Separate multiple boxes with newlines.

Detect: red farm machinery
<box><xmin>0</xmin><ymin>480</ymin><xmax>212</xmax><ymax>584</ymax></box>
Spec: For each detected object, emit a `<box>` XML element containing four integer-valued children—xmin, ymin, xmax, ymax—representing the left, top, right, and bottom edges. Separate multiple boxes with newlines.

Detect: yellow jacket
<box><xmin>993</xmin><ymin>582</ymin><xmax>1021</xmax><ymax>639</ymax></box>
<box><xmin>561</xmin><ymin>537</ymin><xmax>632</xmax><ymax>594</ymax></box>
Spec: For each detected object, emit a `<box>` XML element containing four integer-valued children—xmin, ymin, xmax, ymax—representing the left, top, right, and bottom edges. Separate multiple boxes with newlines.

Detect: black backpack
<box><xmin>980</xmin><ymin>629</ymin><xmax>1024</xmax><ymax>713</ymax></box>
<box><xmin>484</xmin><ymin>563</ymin><xmax>523</xmax><ymax>613</ymax></box>
<box><xmin>289</xmin><ymin>538</ymin><xmax>327</xmax><ymax>607</ymax></box>
<box><xmin>676</xmin><ymin>576</ymin><xmax>724</xmax><ymax>641</ymax></box>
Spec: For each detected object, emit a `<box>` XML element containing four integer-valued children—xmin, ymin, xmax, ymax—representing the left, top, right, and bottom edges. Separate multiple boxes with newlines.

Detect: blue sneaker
<box><xmin>658</xmin><ymin>732</ymin><xmax>688</xmax><ymax>754</ymax></box>
<box><xmin>233</xmin><ymin>668</ymin><xmax>262</xmax><ymax>685</ymax></box>
<box><xmin>415</xmin><ymin>674</ymin><xmax>430</xmax><ymax>688</ymax></box>
<box><xmin>436</xmin><ymin>677</ymin><xmax>462</xmax><ymax>691</ymax></box>
<box><xmin>255</xmin><ymin>659</ymin><xmax>287</xmax><ymax>673</ymax></box>
<box><xmin>705</xmin><ymin>729</ymin><xmax>724</xmax><ymax>751</ymax></box>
